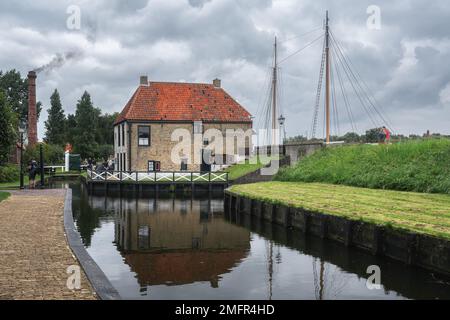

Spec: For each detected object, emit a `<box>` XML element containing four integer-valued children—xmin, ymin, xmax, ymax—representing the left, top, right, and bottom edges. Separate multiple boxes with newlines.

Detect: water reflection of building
<box><xmin>111</xmin><ymin>197</ymin><xmax>250</xmax><ymax>288</ymax></box>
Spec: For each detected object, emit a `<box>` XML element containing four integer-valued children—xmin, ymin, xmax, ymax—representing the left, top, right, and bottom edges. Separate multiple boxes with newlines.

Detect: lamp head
<box><xmin>18</xmin><ymin>121</ymin><xmax>26</xmax><ymax>133</ymax></box>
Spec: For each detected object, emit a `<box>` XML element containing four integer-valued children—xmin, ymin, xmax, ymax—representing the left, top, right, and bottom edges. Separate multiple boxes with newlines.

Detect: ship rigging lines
<box><xmin>255</xmin><ymin>13</ymin><xmax>395</xmax><ymax>145</ymax></box>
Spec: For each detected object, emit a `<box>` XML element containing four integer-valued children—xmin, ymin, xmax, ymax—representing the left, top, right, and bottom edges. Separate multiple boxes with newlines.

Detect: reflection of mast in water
<box><xmin>275</xmin><ymin>245</ymin><xmax>282</xmax><ymax>264</ymax></box>
<box><xmin>313</xmin><ymin>257</ymin><xmax>350</xmax><ymax>300</ymax></box>
<box><xmin>267</xmin><ymin>240</ymin><xmax>282</xmax><ymax>300</ymax></box>
<box><xmin>268</xmin><ymin>241</ymin><xmax>273</xmax><ymax>300</ymax></box>
<box><xmin>313</xmin><ymin>258</ymin><xmax>325</xmax><ymax>300</ymax></box>
<box><xmin>319</xmin><ymin>260</ymin><xmax>325</xmax><ymax>300</ymax></box>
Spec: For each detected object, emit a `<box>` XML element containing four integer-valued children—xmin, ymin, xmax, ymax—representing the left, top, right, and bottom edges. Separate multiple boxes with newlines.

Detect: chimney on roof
<box><xmin>140</xmin><ymin>75</ymin><xmax>148</xmax><ymax>86</ymax></box>
<box><xmin>27</xmin><ymin>71</ymin><xmax>38</xmax><ymax>147</ymax></box>
<box><xmin>213</xmin><ymin>78</ymin><xmax>221</xmax><ymax>88</ymax></box>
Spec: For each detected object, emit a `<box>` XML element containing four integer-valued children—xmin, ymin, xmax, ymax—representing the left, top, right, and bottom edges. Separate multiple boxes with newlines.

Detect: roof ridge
<box><xmin>150</xmin><ymin>81</ymin><xmax>215</xmax><ymax>86</ymax></box>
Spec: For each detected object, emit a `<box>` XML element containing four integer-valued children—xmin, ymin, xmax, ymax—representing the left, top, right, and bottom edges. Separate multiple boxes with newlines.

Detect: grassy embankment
<box><xmin>276</xmin><ymin>139</ymin><xmax>450</xmax><ymax>194</ymax></box>
<box><xmin>228</xmin><ymin>139</ymin><xmax>450</xmax><ymax>240</ymax></box>
<box><xmin>223</xmin><ymin>155</ymin><xmax>280</xmax><ymax>180</ymax></box>
<box><xmin>228</xmin><ymin>182</ymin><xmax>450</xmax><ymax>240</ymax></box>
<box><xmin>0</xmin><ymin>191</ymin><xmax>10</xmax><ymax>202</ymax></box>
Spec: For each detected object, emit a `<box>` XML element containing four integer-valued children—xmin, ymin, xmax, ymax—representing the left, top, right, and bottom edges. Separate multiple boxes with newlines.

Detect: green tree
<box><xmin>0</xmin><ymin>69</ymin><xmax>42</xmax><ymax>125</ymax></box>
<box><xmin>65</xmin><ymin>114</ymin><xmax>77</xmax><ymax>145</ymax></box>
<box><xmin>0</xmin><ymin>90</ymin><xmax>17</xmax><ymax>164</ymax></box>
<box><xmin>44</xmin><ymin>89</ymin><xmax>66</xmax><ymax>145</ymax></box>
<box><xmin>73</xmin><ymin>91</ymin><xmax>98</xmax><ymax>158</ymax></box>
<box><xmin>23</xmin><ymin>143</ymin><xmax>64</xmax><ymax>166</ymax></box>
<box><xmin>285</xmin><ymin>135</ymin><xmax>307</xmax><ymax>144</ymax></box>
<box><xmin>365</xmin><ymin>128</ymin><xmax>381</xmax><ymax>143</ymax></box>
<box><xmin>94</xmin><ymin>144</ymin><xmax>114</xmax><ymax>161</ymax></box>
<box><xmin>342</xmin><ymin>132</ymin><xmax>361</xmax><ymax>143</ymax></box>
<box><xmin>96</xmin><ymin>112</ymin><xmax>118</xmax><ymax>145</ymax></box>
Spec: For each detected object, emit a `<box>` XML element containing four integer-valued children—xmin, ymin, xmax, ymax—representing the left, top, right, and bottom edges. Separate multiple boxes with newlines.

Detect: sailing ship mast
<box><xmin>325</xmin><ymin>11</ymin><xmax>331</xmax><ymax>144</ymax></box>
<box><xmin>258</xmin><ymin>11</ymin><xmax>394</xmax><ymax>147</ymax></box>
<box><xmin>271</xmin><ymin>36</ymin><xmax>278</xmax><ymax>146</ymax></box>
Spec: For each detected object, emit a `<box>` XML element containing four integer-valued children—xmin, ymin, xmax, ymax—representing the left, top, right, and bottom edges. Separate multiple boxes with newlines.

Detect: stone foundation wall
<box><xmin>224</xmin><ymin>191</ymin><xmax>450</xmax><ymax>276</ymax></box>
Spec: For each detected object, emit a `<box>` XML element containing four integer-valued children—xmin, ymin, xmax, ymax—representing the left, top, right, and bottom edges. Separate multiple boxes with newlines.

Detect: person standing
<box><xmin>378</xmin><ymin>127</ymin><xmax>386</xmax><ymax>144</ymax></box>
<box><xmin>383</xmin><ymin>126</ymin><xmax>391</xmax><ymax>144</ymax></box>
<box><xmin>28</xmin><ymin>159</ymin><xmax>38</xmax><ymax>189</ymax></box>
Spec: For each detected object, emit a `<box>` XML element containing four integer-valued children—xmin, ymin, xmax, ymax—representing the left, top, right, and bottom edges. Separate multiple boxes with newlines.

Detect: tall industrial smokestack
<box><xmin>27</xmin><ymin>71</ymin><xmax>38</xmax><ymax>147</ymax></box>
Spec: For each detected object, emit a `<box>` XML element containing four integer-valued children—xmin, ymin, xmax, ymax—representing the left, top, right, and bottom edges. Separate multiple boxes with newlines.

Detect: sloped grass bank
<box><xmin>275</xmin><ymin>139</ymin><xmax>450</xmax><ymax>194</ymax></box>
<box><xmin>228</xmin><ymin>181</ymin><xmax>450</xmax><ymax>240</ymax></box>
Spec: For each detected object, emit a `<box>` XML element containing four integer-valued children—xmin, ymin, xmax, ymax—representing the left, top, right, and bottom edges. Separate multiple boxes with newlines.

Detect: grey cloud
<box><xmin>188</xmin><ymin>0</ymin><xmax>212</xmax><ymax>8</ymax></box>
<box><xmin>0</xmin><ymin>0</ymin><xmax>449</xmax><ymax>140</ymax></box>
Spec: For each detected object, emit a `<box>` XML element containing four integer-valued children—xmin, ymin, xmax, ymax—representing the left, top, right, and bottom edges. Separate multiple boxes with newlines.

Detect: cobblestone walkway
<box><xmin>0</xmin><ymin>189</ymin><xmax>96</xmax><ymax>300</ymax></box>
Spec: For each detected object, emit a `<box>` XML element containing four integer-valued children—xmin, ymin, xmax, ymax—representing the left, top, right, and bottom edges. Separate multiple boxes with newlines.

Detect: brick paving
<box><xmin>0</xmin><ymin>189</ymin><xmax>96</xmax><ymax>300</ymax></box>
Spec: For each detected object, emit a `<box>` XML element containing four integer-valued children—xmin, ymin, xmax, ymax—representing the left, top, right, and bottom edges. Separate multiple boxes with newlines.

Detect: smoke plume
<box><xmin>33</xmin><ymin>51</ymin><xmax>83</xmax><ymax>74</ymax></box>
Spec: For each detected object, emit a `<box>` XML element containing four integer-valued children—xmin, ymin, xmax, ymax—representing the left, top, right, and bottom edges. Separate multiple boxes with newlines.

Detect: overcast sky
<box><xmin>1</xmin><ymin>0</ymin><xmax>449</xmax><ymax>140</ymax></box>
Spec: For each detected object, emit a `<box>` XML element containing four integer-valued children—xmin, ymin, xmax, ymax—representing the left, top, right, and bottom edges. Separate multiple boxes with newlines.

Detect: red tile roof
<box><xmin>123</xmin><ymin>249</ymin><xmax>248</xmax><ymax>286</ymax></box>
<box><xmin>114</xmin><ymin>81</ymin><xmax>252</xmax><ymax>125</ymax></box>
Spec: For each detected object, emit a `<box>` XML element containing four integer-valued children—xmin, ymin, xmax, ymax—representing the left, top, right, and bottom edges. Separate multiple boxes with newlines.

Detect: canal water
<box><xmin>61</xmin><ymin>181</ymin><xmax>450</xmax><ymax>300</ymax></box>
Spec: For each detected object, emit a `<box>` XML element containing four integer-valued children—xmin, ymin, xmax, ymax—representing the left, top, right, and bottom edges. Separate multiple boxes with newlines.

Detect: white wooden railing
<box><xmin>87</xmin><ymin>170</ymin><xmax>228</xmax><ymax>183</ymax></box>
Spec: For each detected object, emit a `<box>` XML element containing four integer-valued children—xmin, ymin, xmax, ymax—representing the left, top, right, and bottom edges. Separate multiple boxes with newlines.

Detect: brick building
<box><xmin>114</xmin><ymin>77</ymin><xmax>253</xmax><ymax>172</ymax></box>
<box><xmin>114</xmin><ymin>197</ymin><xmax>250</xmax><ymax>287</ymax></box>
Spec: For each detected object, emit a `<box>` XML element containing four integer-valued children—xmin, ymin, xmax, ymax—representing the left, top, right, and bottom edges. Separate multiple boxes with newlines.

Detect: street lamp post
<box><xmin>18</xmin><ymin>124</ymin><xmax>25</xmax><ymax>189</ymax></box>
<box><xmin>278</xmin><ymin>114</ymin><xmax>286</xmax><ymax>144</ymax></box>
<box><xmin>39</xmin><ymin>143</ymin><xmax>44</xmax><ymax>188</ymax></box>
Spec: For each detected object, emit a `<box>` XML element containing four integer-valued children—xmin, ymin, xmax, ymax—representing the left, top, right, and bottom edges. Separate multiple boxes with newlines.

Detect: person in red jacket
<box><xmin>382</xmin><ymin>126</ymin><xmax>391</xmax><ymax>144</ymax></box>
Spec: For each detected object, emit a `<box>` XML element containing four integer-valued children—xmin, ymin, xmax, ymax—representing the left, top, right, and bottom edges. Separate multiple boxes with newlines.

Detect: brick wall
<box><xmin>121</xmin><ymin>122</ymin><xmax>252</xmax><ymax>171</ymax></box>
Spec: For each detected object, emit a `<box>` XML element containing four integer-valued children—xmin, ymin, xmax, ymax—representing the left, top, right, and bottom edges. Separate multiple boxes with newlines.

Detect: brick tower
<box><xmin>27</xmin><ymin>71</ymin><xmax>38</xmax><ymax>147</ymax></box>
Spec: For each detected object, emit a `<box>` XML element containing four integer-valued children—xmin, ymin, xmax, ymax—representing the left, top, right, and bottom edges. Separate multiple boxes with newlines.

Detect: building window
<box><xmin>121</xmin><ymin>124</ymin><xmax>125</xmax><ymax>146</ymax></box>
<box><xmin>180</xmin><ymin>158</ymin><xmax>188</xmax><ymax>171</ymax></box>
<box><xmin>117</xmin><ymin>126</ymin><xmax>121</xmax><ymax>147</ymax></box>
<box><xmin>193</xmin><ymin>121</ymin><xmax>203</xmax><ymax>134</ymax></box>
<box><xmin>138</xmin><ymin>126</ymin><xmax>150</xmax><ymax>146</ymax></box>
<box><xmin>138</xmin><ymin>225</ymin><xmax>150</xmax><ymax>250</ymax></box>
<box><xmin>148</xmin><ymin>160</ymin><xmax>160</xmax><ymax>172</ymax></box>
<box><xmin>120</xmin><ymin>153</ymin><xmax>126</xmax><ymax>171</ymax></box>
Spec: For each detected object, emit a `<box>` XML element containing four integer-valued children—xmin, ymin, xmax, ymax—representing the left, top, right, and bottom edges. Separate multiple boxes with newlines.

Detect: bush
<box><xmin>93</xmin><ymin>144</ymin><xmax>114</xmax><ymax>162</ymax></box>
<box><xmin>0</xmin><ymin>164</ymin><xmax>20</xmax><ymax>182</ymax></box>
<box><xmin>23</xmin><ymin>143</ymin><xmax>64</xmax><ymax>166</ymax></box>
<box><xmin>275</xmin><ymin>138</ymin><xmax>450</xmax><ymax>194</ymax></box>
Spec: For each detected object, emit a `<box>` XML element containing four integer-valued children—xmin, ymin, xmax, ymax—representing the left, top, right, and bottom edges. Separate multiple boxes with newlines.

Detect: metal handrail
<box><xmin>87</xmin><ymin>170</ymin><xmax>228</xmax><ymax>183</ymax></box>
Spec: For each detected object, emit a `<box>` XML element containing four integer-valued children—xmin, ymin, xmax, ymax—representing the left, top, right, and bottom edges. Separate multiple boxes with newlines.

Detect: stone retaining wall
<box><xmin>224</xmin><ymin>191</ymin><xmax>450</xmax><ymax>276</ymax></box>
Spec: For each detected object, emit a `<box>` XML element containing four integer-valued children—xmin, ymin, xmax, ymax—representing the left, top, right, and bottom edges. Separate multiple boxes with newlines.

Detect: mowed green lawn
<box><xmin>0</xmin><ymin>191</ymin><xmax>10</xmax><ymax>203</ymax></box>
<box><xmin>0</xmin><ymin>177</ymin><xmax>28</xmax><ymax>190</ymax></box>
<box><xmin>228</xmin><ymin>181</ymin><xmax>450</xmax><ymax>240</ymax></box>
